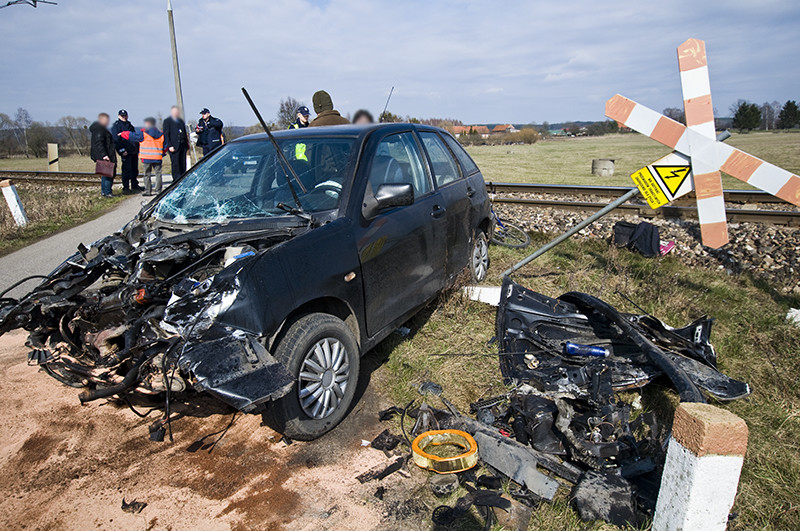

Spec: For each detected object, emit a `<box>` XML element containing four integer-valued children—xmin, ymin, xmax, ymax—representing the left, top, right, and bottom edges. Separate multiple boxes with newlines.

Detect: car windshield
<box><xmin>153</xmin><ymin>137</ymin><xmax>356</xmax><ymax>224</ymax></box>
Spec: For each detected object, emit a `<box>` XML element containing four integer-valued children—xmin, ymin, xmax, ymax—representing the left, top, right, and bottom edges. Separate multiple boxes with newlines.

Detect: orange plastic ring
<box><xmin>411</xmin><ymin>429</ymin><xmax>478</xmax><ymax>474</ymax></box>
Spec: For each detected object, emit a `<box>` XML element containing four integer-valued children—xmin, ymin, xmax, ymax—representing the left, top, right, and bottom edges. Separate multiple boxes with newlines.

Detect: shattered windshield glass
<box><xmin>153</xmin><ymin>137</ymin><xmax>356</xmax><ymax>224</ymax></box>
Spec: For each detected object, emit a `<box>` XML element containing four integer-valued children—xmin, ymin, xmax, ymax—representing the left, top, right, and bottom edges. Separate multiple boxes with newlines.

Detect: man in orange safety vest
<box><xmin>118</xmin><ymin>117</ymin><xmax>166</xmax><ymax>196</ymax></box>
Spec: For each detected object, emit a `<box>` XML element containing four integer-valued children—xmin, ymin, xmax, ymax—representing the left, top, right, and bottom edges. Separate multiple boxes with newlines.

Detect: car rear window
<box><xmin>442</xmin><ymin>134</ymin><xmax>480</xmax><ymax>176</ymax></box>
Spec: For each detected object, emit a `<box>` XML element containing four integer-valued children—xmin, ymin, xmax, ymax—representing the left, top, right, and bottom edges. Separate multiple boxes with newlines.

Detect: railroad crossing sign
<box><xmin>606</xmin><ymin>38</ymin><xmax>800</xmax><ymax>248</ymax></box>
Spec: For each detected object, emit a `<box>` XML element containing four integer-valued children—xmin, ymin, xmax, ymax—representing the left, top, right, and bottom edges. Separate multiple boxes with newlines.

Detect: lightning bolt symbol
<box><xmin>667</xmin><ymin>168</ymin><xmax>686</xmax><ymax>179</ymax></box>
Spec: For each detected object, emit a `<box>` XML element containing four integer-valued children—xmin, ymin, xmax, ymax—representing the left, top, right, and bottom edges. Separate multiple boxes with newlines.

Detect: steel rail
<box><xmin>493</xmin><ymin>196</ymin><xmax>800</xmax><ymax>226</ymax></box>
<box><xmin>485</xmin><ymin>182</ymin><xmax>787</xmax><ymax>204</ymax></box>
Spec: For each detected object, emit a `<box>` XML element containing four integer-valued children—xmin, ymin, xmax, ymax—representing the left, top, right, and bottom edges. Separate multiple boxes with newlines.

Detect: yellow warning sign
<box><xmin>653</xmin><ymin>166</ymin><xmax>690</xmax><ymax>195</ymax></box>
<box><xmin>631</xmin><ymin>167</ymin><xmax>669</xmax><ymax>209</ymax></box>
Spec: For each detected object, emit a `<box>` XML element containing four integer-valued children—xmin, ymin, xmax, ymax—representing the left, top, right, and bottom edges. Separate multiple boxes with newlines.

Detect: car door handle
<box><xmin>431</xmin><ymin>204</ymin><xmax>446</xmax><ymax>219</ymax></box>
<box><xmin>466</xmin><ymin>186</ymin><xmax>476</xmax><ymax>197</ymax></box>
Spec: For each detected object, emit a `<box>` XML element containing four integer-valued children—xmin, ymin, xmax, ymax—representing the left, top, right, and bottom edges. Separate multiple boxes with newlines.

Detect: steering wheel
<box><xmin>313</xmin><ymin>180</ymin><xmax>342</xmax><ymax>199</ymax></box>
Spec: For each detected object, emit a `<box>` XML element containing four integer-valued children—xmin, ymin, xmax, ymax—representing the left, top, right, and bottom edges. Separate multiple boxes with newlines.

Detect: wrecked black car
<box><xmin>0</xmin><ymin>123</ymin><xmax>492</xmax><ymax>440</ymax></box>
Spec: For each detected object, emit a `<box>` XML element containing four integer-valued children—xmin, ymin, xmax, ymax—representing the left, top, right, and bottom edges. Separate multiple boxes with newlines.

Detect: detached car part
<box><xmin>411</xmin><ymin>429</ymin><xmax>479</xmax><ymax>474</ymax></box>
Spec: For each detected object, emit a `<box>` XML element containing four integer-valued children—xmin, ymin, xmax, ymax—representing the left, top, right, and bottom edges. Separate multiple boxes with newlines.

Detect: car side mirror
<box><xmin>363</xmin><ymin>183</ymin><xmax>414</xmax><ymax>220</ymax></box>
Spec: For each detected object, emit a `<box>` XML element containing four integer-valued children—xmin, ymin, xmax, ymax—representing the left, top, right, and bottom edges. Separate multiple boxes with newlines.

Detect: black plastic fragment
<box><xmin>371</xmin><ymin>429</ymin><xmax>401</xmax><ymax>451</ymax></box>
<box><xmin>121</xmin><ymin>498</ymin><xmax>147</xmax><ymax>514</ymax></box>
<box><xmin>356</xmin><ymin>456</ymin><xmax>405</xmax><ymax>483</ymax></box>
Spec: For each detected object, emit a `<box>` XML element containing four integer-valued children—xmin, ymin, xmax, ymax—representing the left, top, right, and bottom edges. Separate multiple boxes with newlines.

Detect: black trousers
<box><xmin>120</xmin><ymin>153</ymin><xmax>140</xmax><ymax>190</ymax></box>
<box><xmin>169</xmin><ymin>148</ymin><xmax>187</xmax><ymax>180</ymax></box>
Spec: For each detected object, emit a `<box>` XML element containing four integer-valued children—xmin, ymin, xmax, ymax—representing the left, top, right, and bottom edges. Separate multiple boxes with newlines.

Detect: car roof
<box><xmin>234</xmin><ymin>122</ymin><xmax>447</xmax><ymax>143</ymax></box>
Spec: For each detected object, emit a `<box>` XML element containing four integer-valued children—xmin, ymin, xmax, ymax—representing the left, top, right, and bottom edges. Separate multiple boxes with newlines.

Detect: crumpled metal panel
<box><xmin>496</xmin><ymin>278</ymin><xmax>750</xmax><ymax>402</ymax></box>
<box><xmin>179</xmin><ymin>334</ymin><xmax>294</xmax><ymax>412</ymax></box>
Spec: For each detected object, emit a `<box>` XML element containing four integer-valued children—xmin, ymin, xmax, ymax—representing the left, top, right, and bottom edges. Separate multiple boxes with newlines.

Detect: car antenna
<box><xmin>241</xmin><ymin>88</ymin><xmax>308</xmax><ymax>212</ymax></box>
<box><xmin>379</xmin><ymin>86</ymin><xmax>394</xmax><ymax>123</ymax></box>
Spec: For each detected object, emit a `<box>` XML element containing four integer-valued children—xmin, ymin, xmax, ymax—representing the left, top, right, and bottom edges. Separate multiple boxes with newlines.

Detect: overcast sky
<box><xmin>0</xmin><ymin>0</ymin><xmax>797</xmax><ymax>127</ymax></box>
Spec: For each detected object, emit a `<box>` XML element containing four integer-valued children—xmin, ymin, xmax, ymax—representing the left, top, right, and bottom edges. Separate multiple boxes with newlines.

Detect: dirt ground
<box><xmin>0</xmin><ymin>330</ymin><xmax>432</xmax><ymax>531</ymax></box>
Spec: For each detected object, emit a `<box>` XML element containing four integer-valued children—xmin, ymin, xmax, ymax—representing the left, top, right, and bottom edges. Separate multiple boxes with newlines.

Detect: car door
<box><xmin>419</xmin><ymin>131</ymin><xmax>472</xmax><ymax>280</ymax></box>
<box><xmin>442</xmin><ymin>132</ymin><xmax>491</xmax><ymax>236</ymax></box>
<box><xmin>355</xmin><ymin>131</ymin><xmax>446</xmax><ymax>337</ymax></box>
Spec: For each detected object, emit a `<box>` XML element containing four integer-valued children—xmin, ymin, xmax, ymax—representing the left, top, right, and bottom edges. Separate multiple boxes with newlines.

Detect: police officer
<box><xmin>196</xmin><ymin>108</ymin><xmax>224</xmax><ymax>155</ymax></box>
<box><xmin>111</xmin><ymin>109</ymin><xmax>142</xmax><ymax>193</ymax></box>
<box><xmin>288</xmin><ymin>106</ymin><xmax>311</xmax><ymax>129</ymax></box>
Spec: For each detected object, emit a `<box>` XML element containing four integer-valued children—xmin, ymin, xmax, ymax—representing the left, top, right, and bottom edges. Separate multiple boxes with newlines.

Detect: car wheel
<box><xmin>266</xmin><ymin>313</ymin><xmax>360</xmax><ymax>440</ymax></box>
<box><xmin>471</xmin><ymin>231</ymin><xmax>489</xmax><ymax>282</ymax></box>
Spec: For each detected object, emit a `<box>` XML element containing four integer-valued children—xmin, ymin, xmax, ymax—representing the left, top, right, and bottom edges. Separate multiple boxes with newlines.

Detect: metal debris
<box><xmin>429</xmin><ymin>474</ymin><xmax>459</xmax><ymax>497</ymax></box>
<box><xmin>356</xmin><ymin>456</ymin><xmax>406</xmax><ymax>484</ymax></box>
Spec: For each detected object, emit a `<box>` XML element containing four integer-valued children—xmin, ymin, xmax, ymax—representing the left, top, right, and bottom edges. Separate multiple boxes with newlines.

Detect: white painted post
<box><xmin>1</xmin><ymin>180</ymin><xmax>29</xmax><ymax>227</ymax></box>
<box><xmin>653</xmin><ymin>402</ymin><xmax>748</xmax><ymax>531</ymax></box>
<box><xmin>47</xmin><ymin>143</ymin><xmax>59</xmax><ymax>171</ymax></box>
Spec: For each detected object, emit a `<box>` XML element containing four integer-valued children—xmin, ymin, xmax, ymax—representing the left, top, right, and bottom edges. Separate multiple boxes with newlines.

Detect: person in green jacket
<box><xmin>309</xmin><ymin>91</ymin><xmax>350</xmax><ymax>127</ymax></box>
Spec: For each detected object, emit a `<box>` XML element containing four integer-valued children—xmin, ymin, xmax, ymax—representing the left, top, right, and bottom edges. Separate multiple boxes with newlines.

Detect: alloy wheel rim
<box><xmin>473</xmin><ymin>237</ymin><xmax>489</xmax><ymax>280</ymax></box>
<box><xmin>298</xmin><ymin>337</ymin><xmax>350</xmax><ymax>419</ymax></box>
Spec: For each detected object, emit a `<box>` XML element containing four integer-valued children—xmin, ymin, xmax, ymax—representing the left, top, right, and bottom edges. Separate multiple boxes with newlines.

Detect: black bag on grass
<box><xmin>612</xmin><ymin>221</ymin><xmax>660</xmax><ymax>257</ymax></box>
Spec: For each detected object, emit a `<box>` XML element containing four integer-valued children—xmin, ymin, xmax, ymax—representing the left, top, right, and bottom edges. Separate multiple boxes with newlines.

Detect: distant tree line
<box><xmin>0</xmin><ymin>108</ymin><xmax>61</xmax><ymax>158</ymax></box>
<box><xmin>660</xmin><ymin>100</ymin><xmax>800</xmax><ymax>133</ymax></box>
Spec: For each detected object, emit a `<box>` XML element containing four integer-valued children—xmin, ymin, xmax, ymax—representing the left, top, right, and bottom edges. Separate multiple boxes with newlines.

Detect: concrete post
<box><xmin>1</xmin><ymin>180</ymin><xmax>29</xmax><ymax>227</ymax></box>
<box><xmin>47</xmin><ymin>143</ymin><xmax>59</xmax><ymax>171</ymax></box>
<box><xmin>653</xmin><ymin>402</ymin><xmax>748</xmax><ymax>531</ymax></box>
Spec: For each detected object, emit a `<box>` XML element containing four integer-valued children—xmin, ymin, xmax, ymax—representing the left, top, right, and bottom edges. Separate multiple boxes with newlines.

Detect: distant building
<box><xmin>491</xmin><ymin>124</ymin><xmax>519</xmax><ymax>134</ymax></box>
<box><xmin>549</xmin><ymin>129</ymin><xmax>570</xmax><ymax>137</ymax></box>
<box><xmin>452</xmin><ymin>125</ymin><xmax>491</xmax><ymax>139</ymax></box>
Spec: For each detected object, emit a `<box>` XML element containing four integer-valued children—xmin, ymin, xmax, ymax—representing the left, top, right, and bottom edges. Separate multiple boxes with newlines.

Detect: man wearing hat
<box><xmin>309</xmin><ymin>91</ymin><xmax>350</xmax><ymax>127</ymax></box>
<box><xmin>111</xmin><ymin>109</ymin><xmax>142</xmax><ymax>193</ymax></box>
<box><xmin>288</xmin><ymin>106</ymin><xmax>311</xmax><ymax>129</ymax></box>
<box><xmin>196</xmin><ymin>108</ymin><xmax>224</xmax><ymax>156</ymax></box>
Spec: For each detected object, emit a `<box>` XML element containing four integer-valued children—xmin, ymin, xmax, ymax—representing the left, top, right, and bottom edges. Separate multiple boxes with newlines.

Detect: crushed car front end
<box><xmin>0</xmin><ymin>130</ymin><xmax>360</xmax><ymax>417</ymax></box>
<box><xmin>0</xmin><ymin>218</ymin><xmax>303</xmax><ymax>412</ymax></box>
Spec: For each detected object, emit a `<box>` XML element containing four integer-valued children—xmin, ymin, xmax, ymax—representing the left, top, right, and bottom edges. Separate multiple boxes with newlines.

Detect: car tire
<box><xmin>471</xmin><ymin>231</ymin><xmax>490</xmax><ymax>283</ymax></box>
<box><xmin>266</xmin><ymin>313</ymin><xmax>360</xmax><ymax>441</ymax></box>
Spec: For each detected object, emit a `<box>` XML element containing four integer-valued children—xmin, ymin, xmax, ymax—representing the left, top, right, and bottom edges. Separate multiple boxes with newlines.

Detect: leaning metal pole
<box><xmin>167</xmin><ymin>0</ymin><xmax>196</xmax><ymax>164</ymax></box>
<box><xmin>499</xmin><ymin>188</ymin><xmax>641</xmax><ymax>278</ymax></box>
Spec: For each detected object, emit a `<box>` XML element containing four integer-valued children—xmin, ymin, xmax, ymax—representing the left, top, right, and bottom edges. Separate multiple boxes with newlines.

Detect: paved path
<box><xmin>0</xmin><ymin>195</ymin><xmax>146</xmax><ymax>299</ymax></box>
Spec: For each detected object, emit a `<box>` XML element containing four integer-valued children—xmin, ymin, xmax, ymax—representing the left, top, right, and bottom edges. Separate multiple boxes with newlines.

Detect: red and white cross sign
<box><xmin>605</xmin><ymin>38</ymin><xmax>800</xmax><ymax>248</ymax></box>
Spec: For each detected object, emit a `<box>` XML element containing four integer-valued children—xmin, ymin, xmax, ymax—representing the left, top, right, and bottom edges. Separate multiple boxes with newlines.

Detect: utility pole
<box><xmin>167</xmin><ymin>0</ymin><xmax>196</xmax><ymax>163</ymax></box>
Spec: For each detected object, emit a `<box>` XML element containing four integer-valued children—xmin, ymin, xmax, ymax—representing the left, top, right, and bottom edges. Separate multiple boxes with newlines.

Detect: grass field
<box><xmin>373</xmin><ymin>239</ymin><xmax>800</xmax><ymax>530</ymax></box>
<box><xmin>0</xmin><ymin>155</ymin><xmax>169</xmax><ymax>256</ymax></box>
<box><xmin>0</xmin><ymin>184</ymin><xmax>123</xmax><ymax>257</ymax></box>
<box><xmin>465</xmin><ymin>130</ymin><xmax>800</xmax><ymax>189</ymax></box>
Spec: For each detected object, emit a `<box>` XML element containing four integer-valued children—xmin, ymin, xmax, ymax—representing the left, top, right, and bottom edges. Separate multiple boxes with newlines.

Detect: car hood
<box><xmin>0</xmin><ymin>216</ymin><xmax>311</xmax><ymax>417</ymax></box>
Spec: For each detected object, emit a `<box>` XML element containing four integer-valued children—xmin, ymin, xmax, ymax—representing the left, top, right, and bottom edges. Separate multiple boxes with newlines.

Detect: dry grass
<box><xmin>0</xmin><ymin>183</ymin><xmax>123</xmax><ymax>256</ymax></box>
<box><xmin>465</xmin><ymin>131</ymin><xmax>800</xmax><ymax>189</ymax></box>
<box><xmin>0</xmin><ymin>154</ymin><xmax>174</xmax><ymax>174</ymax></box>
<box><xmin>372</xmin><ymin>237</ymin><xmax>800</xmax><ymax>530</ymax></box>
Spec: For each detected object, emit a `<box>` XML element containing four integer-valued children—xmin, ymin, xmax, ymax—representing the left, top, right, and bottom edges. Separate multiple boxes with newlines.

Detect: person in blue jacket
<box><xmin>196</xmin><ymin>108</ymin><xmax>224</xmax><ymax>155</ymax></box>
<box><xmin>118</xmin><ymin>117</ymin><xmax>166</xmax><ymax>196</ymax></box>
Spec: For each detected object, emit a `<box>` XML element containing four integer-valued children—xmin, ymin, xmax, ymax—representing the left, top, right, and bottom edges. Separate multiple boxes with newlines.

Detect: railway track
<box><xmin>487</xmin><ymin>182</ymin><xmax>800</xmax><ymax>226</ymax></box>
<box><xmin>1</xmin><ymin>172</ymin><xmax>797</xmax><ymax>226</ymax></box>
<box><xmin>0</xmin><ymin>170</ymin><xmax>97</xmax><ymax>186</ymax></box>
